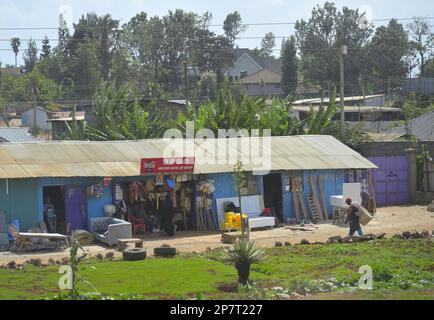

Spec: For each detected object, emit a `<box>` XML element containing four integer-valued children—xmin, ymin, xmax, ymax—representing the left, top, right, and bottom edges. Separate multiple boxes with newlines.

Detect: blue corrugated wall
<box><xmin>206</xmin><ymin>169</ymin><xmax>345</xmax><ymax>224</ymax></box>
<box><xmin>281</xmin><ymin>170</ymin><xmax>345</xmax><ymax>221</ymax></box>
<box><xmin>205</xmin><ymin>172</ymin><xmax>264</xmax><ymax>222</ymax></box>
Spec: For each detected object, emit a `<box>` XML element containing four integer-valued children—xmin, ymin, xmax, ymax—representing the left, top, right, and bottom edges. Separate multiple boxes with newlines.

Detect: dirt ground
<box><xmin>1</xmin><ymin>205</ymin><xmax>433</xmax><ymax>266</ymax></box>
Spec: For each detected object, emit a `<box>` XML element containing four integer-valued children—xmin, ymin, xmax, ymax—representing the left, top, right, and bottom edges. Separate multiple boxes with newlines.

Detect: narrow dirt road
<box><xmin>1</xmin><ymin>205</ymin><xmax>433</xmax><ymax>266</ymax></box>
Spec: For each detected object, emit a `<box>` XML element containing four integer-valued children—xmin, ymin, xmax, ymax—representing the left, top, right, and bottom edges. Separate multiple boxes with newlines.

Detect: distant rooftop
<box><xmin>0</xmin><ymin>127</ymin><xmax>40</xmax><ymax>143</ymax></box>
<box><xmin>293</xmin><ymin>95</ymin><xmax>385</xmax><ymax>105</ymax></box>
<box><xmin>387</xmin><ymin>111</ymin><xmax>434</xmax><ymax>141</ymax></box>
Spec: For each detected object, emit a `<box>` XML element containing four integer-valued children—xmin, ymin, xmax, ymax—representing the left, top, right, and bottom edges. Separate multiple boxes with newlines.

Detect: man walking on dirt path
<box><xmin>346</xmin><ymin>198</ymin><xmax>363</xmax><ymax>240</ymax></box>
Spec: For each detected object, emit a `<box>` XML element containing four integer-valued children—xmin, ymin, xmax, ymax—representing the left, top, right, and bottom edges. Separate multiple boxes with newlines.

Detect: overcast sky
<box><xmin>0</xmin><ymin>0</ymin><xmax>433</xmax><ymax>66</ymax></box>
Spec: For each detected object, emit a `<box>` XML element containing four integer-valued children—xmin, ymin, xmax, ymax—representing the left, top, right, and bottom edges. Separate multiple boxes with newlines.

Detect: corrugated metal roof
<box><xmin>366</xmin><ymin>132</ymin><xmax>405</xmax><ymax>142</ymax></box>
<box><xmin>292</xmin><ymin>105</ymin><xmax>401</xmax><ymax>113</ymax></box>
<box><xmin>0</xmin><ymin>127</ymin><xmax>40</xmax><ymax>143</ymax></box>
<box><xmin>0</xmin><ymin>135</ymin><xmax>376</xmax><ymax>179</ymax></box>
<box><xmin>293</xmin><ymin>95</ymin><xmax>385</xmax><ymax>105</ymax></box>
<box><xmin>387</xmin><ymin>111</ymin><xmax>434</xmax><ymax>141</ymax></box>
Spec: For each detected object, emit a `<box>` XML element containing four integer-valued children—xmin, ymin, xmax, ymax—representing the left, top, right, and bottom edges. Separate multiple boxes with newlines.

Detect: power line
<box><xmin>0</xmin><ymin>16</ymin><xmax>433</xmax><ymax>30</ymax></box>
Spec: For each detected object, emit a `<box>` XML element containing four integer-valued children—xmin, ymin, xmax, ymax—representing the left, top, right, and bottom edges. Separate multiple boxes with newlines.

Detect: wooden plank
<box><xmin>317</xmin><ymin>176</ymin><xmax>329</xmax><ymax>220</ymax></box>
<box><xmin>298</xmin><ymin>192</ymin><xmax>308</xmax><ymax>220</ymax></box>
<box><xmin>309</xmin><ymin>176</ymin><xmax>323</xmax><ymax>221</ymax></box>
<box><xmin>292</xmin><ymin>189</ymin><xmax>301</xmax><ymax>223</ymax></box>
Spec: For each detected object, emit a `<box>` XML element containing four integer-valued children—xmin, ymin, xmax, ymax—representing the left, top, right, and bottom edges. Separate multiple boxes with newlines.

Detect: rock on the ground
<box><xmin>276</xmin><ymin>293</ymin><xmax>290</xmax><ymax>300</ymax></box>
<box><xmin>284</xmin><ymin>242</ymin><xmax>291</xmax><ymax>246</ymax></box>
<box><xmin>105</xmin><ymin>252</ymin><xmax>114</xmax><ymax>260</ymax></box>
<box><xmin>402</xmin><ymin>231</ymin><xmax>412</xmax><ymax>239</ymax></box>
<box><xmin>61</xmin><ymin>257</ymin><xmax>69</xmax><ymax>265</ymax></box>
<box><xmin>300</xmin><ymin>239</ymin><xmax>310</xmax><ymax>245</ymax></box>
<box><xmin>275</xmin><ymin>241</ymin><xmax>283</xmax><ymax>247</ymax></box>
<box><xmin>48</xmin><ymin>258</ymin><xmax>55</xmax><ymax>266</ymax></box>
<box><xmin>272</xmin><ymin>286</ymin><xmax>284</xmax><ymax>292</ymax></box>
<box><xmin>360</xmin><ymin>234</ymin><xmax>375</xmax><ymax>242</ymax></box>
<box><xmin>374</xmin><ymin>232</ymin><xmax>386</xmax><ymax>240</ymax></box>
<box><xmin>328</xmin><ymin>236</ymin><xmax>342</xmax><ymax>243</ymax></box>
<box><xmin>96</xmin><ymin>253</ymin><xmax>104</xmax><ymax>260</ymax></box>
<box><xmin>29</xmin><ymin>258</ymin><xmax>42</xmax><ymax>266</ymax></box>
<box><xmin>7</xmin><ymin>261</ymin><xmax>16</xmax><ymax>269</ymax></box>
<box><xmin>421</xmin><ymin>230</ymin><xmax>431</xmax><ymax>239</ymax></box>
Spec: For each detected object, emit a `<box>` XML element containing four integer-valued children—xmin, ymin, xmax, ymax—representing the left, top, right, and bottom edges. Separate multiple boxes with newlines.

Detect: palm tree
<box><xmin>10</xmin><ymin>37</ymin><xmax>21</xmax><ymax>67</ymax></box>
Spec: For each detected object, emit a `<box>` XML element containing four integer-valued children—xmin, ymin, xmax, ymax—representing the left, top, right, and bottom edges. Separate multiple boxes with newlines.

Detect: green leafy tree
<box><xmin>10</xmin><ymin>37</ymin><xmax>21</xmax><ymax>67</ymax></box>
<box><xmin>295</xmin><ymin>2</ymin><xmax>372</xmax><ymax>93</ymax></box>
<box><xmin>424</xmin><ymin>58</ymin><xmax>434</xmax><ymax>77</ymax></box>
<box><xmin>369</xmin><ymin>19</ymin><xmax>409</xmax><ymax>90</ymax></box>
<box><xmin>85</xmin><ymin>83</ymin><xmax>170</xmax><ymax>141</ymax></box>
<box><xmin>407</xmin><ymin>18</ymin><xmax>433</xmax><ymax>77</ymax></box>
<box><xmin>69</xmin><ymin>42</ymin><xmax>101</xmax><ymax>98</ymax></box>
<box><xmin>280</xmin><ymin>36</ymin><xmax>298</xmax><ymax>95</ymax></box>
<box><xmin>223</xmin><ymin>11</ymin><xmax>243</xmax><ymax>46</ymax></box>
<box><xmin>41</xmin><ymin>36</ymin><xmax>51</xmax><ymax>59</ymax></box>
<box><xmin>23</xmin><ymin>39</ymin><xmax>39</xmax><ymax>73</ymax></box>
<box><xmin>260</xmin><ymin>32</ymin><xmax>276</xmax><ymax>57</ymax></box>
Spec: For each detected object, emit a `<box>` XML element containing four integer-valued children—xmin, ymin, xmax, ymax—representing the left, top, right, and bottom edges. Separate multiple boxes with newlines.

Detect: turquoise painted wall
<box><xmin>0</xmin><ymin>178</ymin><xmax>39</xmax><ymax>230</ymax></box>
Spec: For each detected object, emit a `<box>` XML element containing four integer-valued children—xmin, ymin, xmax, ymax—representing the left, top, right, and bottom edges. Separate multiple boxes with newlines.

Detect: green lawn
<box><xmin>0</xmin><ymin>239</ymin><xmax>433</xmax><ymax>300</ymax></box>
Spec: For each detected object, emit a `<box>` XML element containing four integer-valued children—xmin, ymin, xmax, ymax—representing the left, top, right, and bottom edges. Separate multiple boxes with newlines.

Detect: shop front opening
<box><xmin>113</xmin><ymin>175</ymin><xmax>195</xmax><ymax>235</ymax></box>
<box><xmin>42</xmin><ymin>186</ymin><xmax>66</xmax><ymax>234</ymax></box>
<box><xmin>263</xmin><ymin>173</ymin><xmax>283</xmax><ymax>222</ymax></box>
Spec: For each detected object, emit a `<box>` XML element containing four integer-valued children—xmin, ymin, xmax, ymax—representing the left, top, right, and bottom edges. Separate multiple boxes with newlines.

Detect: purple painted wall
<box><xmin>368</xmin><ymin>156</ymin><xmax>409</xmax><ymax>205</ymax></box>
<box><xmin>65</xmin><ymin>185</ymin><xmax>87</xmax><ymax>231</ymax></box>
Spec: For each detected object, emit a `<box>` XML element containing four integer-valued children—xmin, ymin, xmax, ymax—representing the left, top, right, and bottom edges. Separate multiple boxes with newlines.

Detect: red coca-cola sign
<box><xmin>140</xmin><ymin>157</ymin><xmax>195</xmax><ymax>175</ymax></box>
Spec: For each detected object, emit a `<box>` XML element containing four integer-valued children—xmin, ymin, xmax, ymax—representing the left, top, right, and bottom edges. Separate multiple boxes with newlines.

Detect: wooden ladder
<box><xmin>307</xmin><ymin>193</ymin><xmax>320</xmax><ymax>222</ymax></box>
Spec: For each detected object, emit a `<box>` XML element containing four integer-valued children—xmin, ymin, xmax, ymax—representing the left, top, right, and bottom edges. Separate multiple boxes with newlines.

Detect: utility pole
<box><xmin>388</xmin><ymin>75</ymin><xmax>391</xmax><ymax>107</ymax></box>
<box><xmin>339</xmin><ymin>45</ymin><xmax>347</xmax><ymax>138</ymax></box>
<box><xmin>32</xmin><ymin>86</ymin><xmax>38</xmax><ymax>136</ymax></box>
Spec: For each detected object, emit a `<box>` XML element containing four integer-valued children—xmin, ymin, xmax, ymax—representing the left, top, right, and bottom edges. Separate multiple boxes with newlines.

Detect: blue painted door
<box><xmin>65</xmin><ymin>186</ymin><xmax>87</xmax><ymax>231</ymax></box>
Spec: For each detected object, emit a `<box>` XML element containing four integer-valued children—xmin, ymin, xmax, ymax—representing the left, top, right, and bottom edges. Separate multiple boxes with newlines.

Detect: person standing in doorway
<box><xmin>44</xmin><ymin>196</ymin><xmax>57</xmax><ymax>233</ymax></box>
<box><xmin>346</xmin><ymin>198</ymin><xmax>362</xmax><ymax>240</ymax></box>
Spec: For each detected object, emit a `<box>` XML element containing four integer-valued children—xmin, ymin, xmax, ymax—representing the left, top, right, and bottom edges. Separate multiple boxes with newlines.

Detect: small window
<box><xmin>240</xmin><ymin>71</ymin><xmax>248</xmax><ymax>78</ymax></box>
<box><xmin>241</xmin><ymin>174</ymin><xmax>259</xmax><ymax>196</ymax></box>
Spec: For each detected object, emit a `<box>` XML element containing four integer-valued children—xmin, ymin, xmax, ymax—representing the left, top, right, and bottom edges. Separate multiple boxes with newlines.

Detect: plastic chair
<box><xmin>129</xmin><ymin>216</ymin><xmax>146</xmax><ymax>236</ymax></box>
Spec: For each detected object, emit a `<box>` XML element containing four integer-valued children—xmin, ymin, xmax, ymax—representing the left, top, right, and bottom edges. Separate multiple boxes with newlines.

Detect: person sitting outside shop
<box><xmin>131</xmin><ymin>202</ymin><xmax>154</xmax><ymax>233</ymax></box>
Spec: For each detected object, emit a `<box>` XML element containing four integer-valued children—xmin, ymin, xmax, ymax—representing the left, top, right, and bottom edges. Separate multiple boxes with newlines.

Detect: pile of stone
<box><xmin>392</xmin><ymin>230</ymin><xmax>432</xmax><ymax>240</ymax></box>
<box><xmin>326</xmin><ymin>233</ymin><xmax>386</xmax><ymax>244</ymax></box>
<box><xmin>428</xmin><ymin>201</ymin><xmax>434</xmax><ymax>212</ymax></box>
